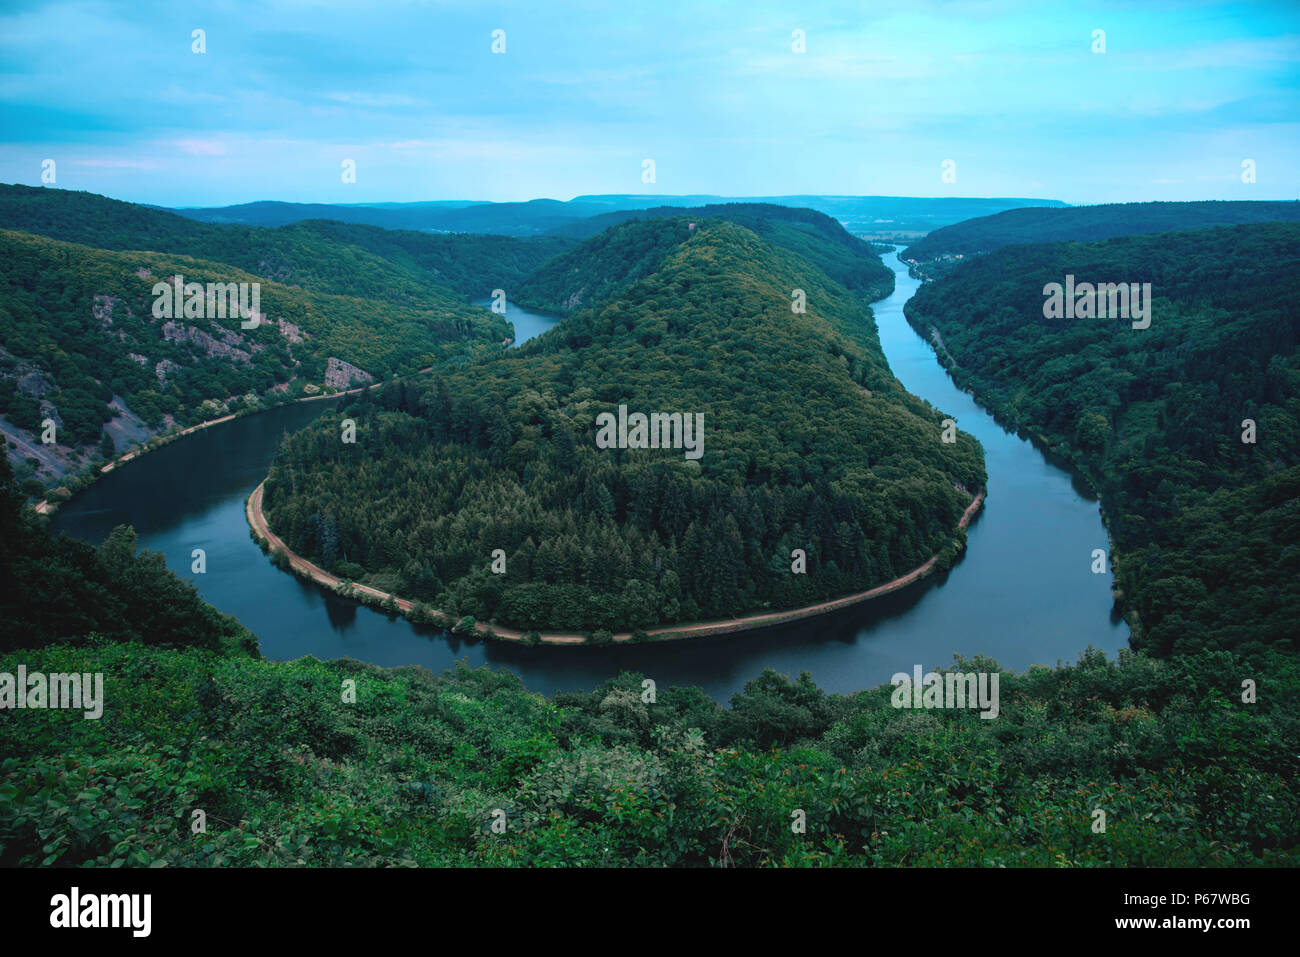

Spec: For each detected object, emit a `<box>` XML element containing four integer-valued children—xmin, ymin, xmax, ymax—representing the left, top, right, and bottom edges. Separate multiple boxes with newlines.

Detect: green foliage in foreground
<box><xmin>905</xmin><ymin>222</ymin><xmax>1300</xmax><ymax>659</ymax></box>
<box><xmin>0</xmin><ymin>454</ymin><xmax>257</xmax><ymax>656</ymax></box>
<box><xmin>0</xmin><ymin>411</ymin><xmax>1292</xmax><ymax>868</ymax></box>
<box><xmin>1</xmin><ymin>643</ymin><xmax>1294</xmax><ymax>867</ymax></box>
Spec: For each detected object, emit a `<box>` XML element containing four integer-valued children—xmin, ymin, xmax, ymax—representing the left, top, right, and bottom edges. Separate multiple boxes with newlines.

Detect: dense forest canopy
<box><xmin>263</xmin><ymin>216</ymin><xmax>983</xmax><ymax>633</ymax></box>
<box><xmin>0</xmin><ymin>184</ymin><xmax>569</xmax><ymax>305</ymax></box>
<box><xmin>4</xmin><ymin>638</ymin><xmax>1294</xmax><ymax>866</ymax></box>
<box><xmin>1</xmin><ymin>342</ymin><xmax>1291</xmax><ymax>866</ymax></box>
<box><xmin>0</xmin><ymin>453</ymin><xmax>256</xmax><ymax>655</ymax></box>
<box><xmin>906</xmin><ymin>222</ymin><xmax>1300</xmax><ymax>658</ymax></box>
<box><xmin>0</xmin><ymin>228</ymin><xmax>509</xmax><ymax>447</ymax></box>
<box><xmin>904</xmin><ymin>200</ymin><xmax>1300</xmax><ymax>276</ymax></box>
<box><xmin>520</xmin><ymin>203</ymin><xmax>893</xmax><ymax>315</ymax></box>
<box><xmin>1</xmin><ymin>359</ymin><xmax>1294</xmax><ymax>866</ymax></box>
<box><xmin>0</xmin><ymin>185</ymin><xmax>588</xmax><ymax>492</ymax></box>
<box><xmin>283</xmin><ymin>220</ymin><xmax>571</xmax><ymax>300</ymax></box>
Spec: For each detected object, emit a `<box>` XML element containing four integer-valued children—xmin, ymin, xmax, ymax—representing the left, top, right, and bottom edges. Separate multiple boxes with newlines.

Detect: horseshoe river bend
<box><xmin>50</xmin><ymin>251</ymin><xmax>1129</xmax><ymax>700</ymax></box>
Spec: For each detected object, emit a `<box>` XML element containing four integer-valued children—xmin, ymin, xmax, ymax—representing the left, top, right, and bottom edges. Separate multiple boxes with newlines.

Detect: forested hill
<box><xmin>0</xmin><ymin>184</ymin><xmax>570</xmax><ymax>303</ymax></box>
<box><xmin>905</xmin><ymin>222</ymin><xmax>1300</xmax><ymax>658</ymax></box>
<box><xmin>263</xmin><ymin>218</ymin><xmax>984</xmax><ymax>636</ymax></box>
<box><xmin>0</xmin><ymin>184</ymin><xmax>576</xmax><ymax>494</ymax></box>
<box><xmin>0</xmin><ymin>228</ymin><xmax>509</xmax><ymax>494</ymax></box>
<box><xmin>281</xmin><ymin>220</ymin><xmax>570</xmax><ymax>300</ymax></box>
<box><xmin>517</xmin><ymin>205</ymin><xmax>894</xmax><ymax>315</ymax></box>
<box><xmin>904</xmin><ymin>200</ymin><xmax>1300</xmax><ymax>276</ymax></box>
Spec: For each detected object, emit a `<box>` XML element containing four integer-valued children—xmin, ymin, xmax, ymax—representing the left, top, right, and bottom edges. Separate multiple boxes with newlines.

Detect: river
<box><xmin>51</xmin><ymin>263</ymin><xmax>1129</xmax><ymax>699</ymax></box>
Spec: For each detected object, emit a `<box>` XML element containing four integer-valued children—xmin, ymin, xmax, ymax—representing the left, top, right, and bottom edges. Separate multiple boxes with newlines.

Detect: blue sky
<box><xmin>1</xmin><ymin>0</ymin><xmax>1296</xmax><ymax>206</ymax></box>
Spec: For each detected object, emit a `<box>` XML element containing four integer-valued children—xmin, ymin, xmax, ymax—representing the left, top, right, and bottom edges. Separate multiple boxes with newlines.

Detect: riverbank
<box><xmin>901</xmin><ymin>300</ymin><xmax>1139</xmax><ymax>642</ymax></box>
<box><xmin>246</xmin><ymin>478</ymin><xmax>984</xmax><ymax>646</ymax></box>
<box><xmin>32</xmin><ymin>411</ymin><xmax>242</xmax><ymax>515</ymax></box>
<box><xmin>27</xmin><ymin>365</ymin><xmax>445</xmax><ymax>517</ymax></box>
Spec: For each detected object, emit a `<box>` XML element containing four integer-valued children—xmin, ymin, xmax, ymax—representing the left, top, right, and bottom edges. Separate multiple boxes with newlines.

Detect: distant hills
<box><xmin>0</xmin><ymin>185</ymin><xmax>568</xmax><ymax>303</ymax></box>
<box><xmin>904</xmin><ymin>200</ymin><xmax>1300</xmax><ymax>277</ymax></box>
<box><xmin>168</xmin><ymin>194</ymin><xmax>1069</xmax><ymax>239</ymax></box>
<box><xmin>170</xmin><ymin>197</ymin><xmax>607</xmax><ymax>235</ymax></box>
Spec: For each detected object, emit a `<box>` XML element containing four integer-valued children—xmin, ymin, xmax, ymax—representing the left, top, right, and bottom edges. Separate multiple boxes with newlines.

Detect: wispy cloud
<box><xmin>0</xmin><ymin>0</ymin><xmax>1295</xmax><ymax>204</ymax></box>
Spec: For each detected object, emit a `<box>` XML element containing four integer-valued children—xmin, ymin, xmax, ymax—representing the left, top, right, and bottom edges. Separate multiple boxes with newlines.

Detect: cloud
<box><xmin>169</xmin><ymin>138</ymin><xmax>228</xmax><ymax>157</ymax></box>
<box><xmin>325</xmin><ymin>92</ymin><xmax>430</xmax><ymax>108</ymax></box>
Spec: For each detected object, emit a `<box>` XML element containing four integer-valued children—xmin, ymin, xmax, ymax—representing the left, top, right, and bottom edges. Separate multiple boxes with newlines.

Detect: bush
<box><xmin>334</xmin><ymin>560</ymin><xmax>366</xmax><ymax>580</ymax></box>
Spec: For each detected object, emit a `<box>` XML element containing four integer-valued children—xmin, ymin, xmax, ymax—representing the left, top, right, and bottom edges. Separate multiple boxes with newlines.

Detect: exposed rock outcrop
<box><xmin>161</xmin><ymin>320</ymin><xmax>252</xmax><ymax>363</ymax></box>
<box><xmin>324</xmin><ymin>357</ymin><xmax>374</xmax><ymax>390</ymax></box>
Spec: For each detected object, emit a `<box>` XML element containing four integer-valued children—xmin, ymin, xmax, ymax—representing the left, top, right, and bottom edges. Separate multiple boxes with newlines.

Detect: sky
<box><xmin>0</xmin><ymin>0</ymin><xmax>1296</xmax><ymax>206</ymax></box>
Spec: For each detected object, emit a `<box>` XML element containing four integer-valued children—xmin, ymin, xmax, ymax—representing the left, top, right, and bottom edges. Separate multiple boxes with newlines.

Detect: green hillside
<box><xmin>0</xmin><ymin>455</ymin><xmax>257</xmax><ymax>656</ymax></box>
<box><xmin>290</xmin><ymin>220</ymin><xmax>571</xmax><ymax>300</ymax></box>
<box><xmin>903</xmin><ymin>200</ymin><xmax>1300</xmax><ymax>277</ymax></box>
<box><xmin>262</xmin><ymin>218</ymin><xmax>982</xmax><ymax>633</ymax></box>
<box><xmin>0</xmin><ymin>228</ymin><xmax>508</xmax><ymax>471</ymax></box>
<box><xmin>905</xmin><ymin>222</ymin><xmax>1300</xmax><ymax>658</ymax></box>
<box><xmin>0</xmin><ymin>216</ymin><xmax>1293</xmax><ymax>869</ymax></box>
<box><xmin>525</xmin><ymin>203</ymin><xmax>894</xmax><ymax>313</ymax></box>
<box><xmin>0</xmin><ymin>184</ymin><xmax>567</xmax><ymax>305</ymax></box>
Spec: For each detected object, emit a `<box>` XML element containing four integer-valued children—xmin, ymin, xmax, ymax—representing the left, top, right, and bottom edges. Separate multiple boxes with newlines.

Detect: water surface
<box><xmin>52</xmin><ymin>269</ymin><xmax>1128</xmax><ymax>698</ymax></box>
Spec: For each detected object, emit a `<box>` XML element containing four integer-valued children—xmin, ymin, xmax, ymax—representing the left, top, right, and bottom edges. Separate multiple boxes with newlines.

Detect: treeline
<box><xmin>264</xmin><ymin>218</ymin><xmax>983</xmax><ymax>633</ymax></box>
<box><xmin>0</xmin><ymin>454</ymin><xmax>256</xmax><ymax>654</ymax></box>
<box><xmin>905</xmin><ymin>222</ymin><xmax>1300</xmax><ymax>658</ymax></box>
<box><xmin>290</xmin><ymin>220</ymin><xmax>571</xmax><ymax>300</ymax></box>
<box><xmin>2</xmin><ymin>642</ymin><xmax>1293</xmax><ymax>866</ymax></box>
<box><xmin>525</xmin><ymin>203</ymin><xmax>894</xmax><ymax>312</ymax></box>
<box><xmin>0</xmin><ymin>184</ymin><xmax>569</xmax><ymax>307</ymax></box>
<box><xmin>904</xmin><ymin>199</ymin><xmax>1300</xmax><ymax>275</ymax></box>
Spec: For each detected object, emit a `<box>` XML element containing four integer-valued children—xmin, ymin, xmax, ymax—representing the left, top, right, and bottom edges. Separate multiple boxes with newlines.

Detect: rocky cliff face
<box><xmin>323</xmin><ymin>357</ymin><xmax>374</xmax><ymax>390</ymax></box>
